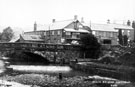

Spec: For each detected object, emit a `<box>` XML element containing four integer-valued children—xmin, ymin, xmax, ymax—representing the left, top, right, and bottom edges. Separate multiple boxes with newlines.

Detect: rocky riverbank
<box><xmin>0</xmin><ymin>74</ymin><xmax>134</xmax><ymax>87</ymax></box>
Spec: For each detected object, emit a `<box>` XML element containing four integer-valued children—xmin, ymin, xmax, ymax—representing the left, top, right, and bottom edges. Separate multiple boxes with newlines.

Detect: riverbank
<box><xmin>1</xmin><ymin>73</ymin><xmax>134</xmax><ymax>87</ymax></box>
<box><xmin>70</xmin><ymin>61</ymin><xmax>135</xmax><ymax>82</ymax></box>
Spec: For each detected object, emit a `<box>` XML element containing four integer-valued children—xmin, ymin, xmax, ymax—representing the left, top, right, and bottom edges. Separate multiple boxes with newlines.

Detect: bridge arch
<box><xmin>6</xmin><ymin>51</ymin><xmax>50</xmax><ymax>65</ymax></box>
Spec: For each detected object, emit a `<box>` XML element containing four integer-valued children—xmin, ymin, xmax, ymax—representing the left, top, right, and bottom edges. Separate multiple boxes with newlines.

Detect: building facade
<box><xmin>24</xmin><ymin>16</ymin><xmax>91</xmax><ymax>44</ymax></box>
<box><xmin>44</xmin><ymin>19</ymin><xmax>90</xmax><ymax>44</ymax></box>
<box><xmin>91</xmin><ymin>22</ymin><xmax>133</xmax><ymax>45</ymax></box>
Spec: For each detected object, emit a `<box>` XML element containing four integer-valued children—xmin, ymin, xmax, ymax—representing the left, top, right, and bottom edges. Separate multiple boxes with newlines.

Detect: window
<box><xmin>110</xmin><ymin>32</ymin><xmax>113</xmax><ymax>37</ymax></box>
<box><xmin>98</xmin><ymin>31</ymin><xmax>102</xmax><ymax>36</ymax></box>
<box><xmin>44</xmin><ymin>32</ymin><xmax>46</xmax><ymax>36</ymax></box>
<box><xmin>52</xmin><ymin>31</ymin><xmax>54</xmax><ymax>35</ymax></box>
<box><xmin>92</xmin><ymin>31</ymin><xmax>96</xmax><ymax>35</ymax></box>
<box><xmin>113</xmin><ymin>32</ymin><xmax>117</xmax><ymax>38</ymax></box>
<box><xmin>72</xmin><ymin>33</ymin><xmax>80</xmax><ymax>39</ymax></box>
<box><xmin>57</xmin><ymin>31</ymin><xmax>61</xmax><ymax>35</ymax></box>
<box><xmin>57</xmin><ymin>40</ymin><xmax>61</xmax><ymax>43</ymax></box>
<box><xmin>54</xmin><ymin>31</ymin><xmax>57</xmax><ymax>35</ymax></box>
<box><xmin>66</xmin><ymin>32</ymin><xmax>71</xmax><ymax>35</ymax></box>
<box><xmin>103</xmin><ymin>39</ymin><xmax>111</xmax><ymax>44</ymax></box>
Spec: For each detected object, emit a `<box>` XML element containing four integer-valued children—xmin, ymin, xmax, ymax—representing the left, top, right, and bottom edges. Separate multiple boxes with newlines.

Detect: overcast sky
<box><xmin>0</xmin><ymin>0</ymin><xmax>135</xmax><ymax>31</ymax></box>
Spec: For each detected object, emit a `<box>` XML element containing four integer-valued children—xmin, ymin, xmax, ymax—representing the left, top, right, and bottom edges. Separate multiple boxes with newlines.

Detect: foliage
<box><xmin>123</xmin><ymin>35</ymin><xmax>128</xmax><ymax>46</ymax></box>
<box><xmin>132</xmin><ymin>21</ymin><xmax>135</xmax><ymax>29</ymax></box>
<box><xmin>118</xmin><ymin>29</ymin><xmax>123</xmax><ymax>45</ymax></box>
<box><xmin>80</xmin><ymin>33</ymin><xmax>101</xmax><ymax>59</ymax></box>
<box><xmin>0</xmin><ymin>27</ymin><xmax>14</xmax><ymax>42</ymax></box>
<box><xmin>118</xmin><ymin>29</ymin><xmax>128</xmax><ymax>46</ymax></box>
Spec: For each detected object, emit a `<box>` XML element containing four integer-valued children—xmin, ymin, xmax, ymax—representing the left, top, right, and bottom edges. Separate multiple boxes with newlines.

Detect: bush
<box><xmin>80</xmin><ymin>33</ymin><xmax>101</xmax><ymax>59</ymax></box>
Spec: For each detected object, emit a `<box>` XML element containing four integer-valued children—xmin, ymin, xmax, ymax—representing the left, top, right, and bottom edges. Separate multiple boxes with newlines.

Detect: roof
<box><xmin>90</xmin><ymin>23</ymin><xmax>133</xmax><ymax>32</ymax></box>
<box><xmin>37</xmin><ymin>24</ymin><xmax>49</xmax><ymax>31</ymax></box>
<box><xmin>10</xmin><ymin>37</ymin><xmax>20</xmax><ymax>42</ymax></box>
<box><xmin>64</xmin><ymin>28</ymin><xmax>89</xmax><ymax>33</ymax></box>
<box><xmin>26</xmin><ymin>19</ymin><xmax>74</xmax><ymax>31</ymax></box>
<box><xmin>113</xmin><ymin>24</ymin><xmax>133</xmax><ymax>30</ymax></box>
<box><xmin>49</xmin><ymin>19</ymin><xmax>74</xmax><ymax>30</ymax></box>
<box><xmin>91</xmin><ymin>23</ymin><xmax>117</xmax><ymax>32</ymax></box>
<box><xmin>21</xmin><ymin>34</ymin><xmax>43</xmax><ymax>41</ymax></box>
<box><xmin>25</xmin><ymin>19</ymin><xmax>90</xmax><ymax>32</ymax></box>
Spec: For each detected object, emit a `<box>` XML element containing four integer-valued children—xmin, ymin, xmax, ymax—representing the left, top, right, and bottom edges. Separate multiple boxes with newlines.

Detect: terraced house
<box><xmin>90</xmin><ymin>21</ymin><xmax>133</xmax><ymax>45</ymax></box>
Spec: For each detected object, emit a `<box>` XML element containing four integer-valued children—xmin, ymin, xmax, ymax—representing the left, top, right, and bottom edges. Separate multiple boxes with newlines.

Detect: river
<box><xmin>0</xmin><ymin>58</ymin><xmax>89</xmax><ymax>77</ymax></box>
<box><xmin>0</xmin><ymin>59</ymin><xmax>132</xmax><ymax>87</ymax></box>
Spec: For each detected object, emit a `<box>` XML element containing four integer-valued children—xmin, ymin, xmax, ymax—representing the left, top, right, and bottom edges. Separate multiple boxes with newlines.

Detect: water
<box><xmin>0</xmin><ymin>60</ymin><xmax>6</xmax><ymax>73</ymax></box>
<box><xmin>9</xmin><ymin>65</ymin><xmax>89</xmax><ymax>76</ymax></box>
<box><xmin>0</xmin><ymin>58</ymin><xmax>131</xmax><ymax>85</ymax></box>
<box><xmin>10</xmin><ymin>65</ymin><xmax>72</xmax><ymax>73</ymax></box>
<box><xmin>0</xmin><ymin>57</ymin><xmax>89</xmax><ymax>76</ymax></box>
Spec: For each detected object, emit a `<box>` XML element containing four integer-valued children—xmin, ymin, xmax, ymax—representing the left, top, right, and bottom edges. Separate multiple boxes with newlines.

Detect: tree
<box><xmin>0</xmin><ymin>27</ymin><xmax>14</xmax><ymax>42</ymax></box>
<box><xmin>118</xmin><ymin>29</ymin><xmax>123</xmax><ymax>45</ymax></box>
<box><xmin>123</xmin><ymin>35</ymin><xmax>128</xmax><ymax>46</ymax></box>
<box><xmin>80</xmin><ymin>33</ymin><xmax>101</xmax><ymax>59</ymax></box>
<box><xmin>132</xmin><ymin>21</ymin><xmax>135</xmax><ymax>42</ymax></box>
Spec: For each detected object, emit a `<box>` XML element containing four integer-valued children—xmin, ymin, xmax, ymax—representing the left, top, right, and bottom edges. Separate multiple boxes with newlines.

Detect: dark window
<box><xmin>103</xmin><ymin>39</ymin><xmax>111</xmax><ymax>44</ymax></box>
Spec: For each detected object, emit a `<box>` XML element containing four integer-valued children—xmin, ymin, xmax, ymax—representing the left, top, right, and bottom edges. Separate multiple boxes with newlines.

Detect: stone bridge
<box><xmin>0</xmin><ymin>42</ymin><xmax>82</xmax><ymax>64</ymax></box>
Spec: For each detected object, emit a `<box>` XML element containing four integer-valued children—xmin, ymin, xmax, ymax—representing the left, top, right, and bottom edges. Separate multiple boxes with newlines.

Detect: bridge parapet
<box><xmin>0</xmin><ymin>42</ymin><xmax>81</xmax><ymax>51</ymax></box>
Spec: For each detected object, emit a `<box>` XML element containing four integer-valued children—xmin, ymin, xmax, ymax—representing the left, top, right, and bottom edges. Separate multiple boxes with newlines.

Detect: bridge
<box><xmin>0</xmin><ymin>42</ymin><xmax>82</xmax><ymax>64</ymax></box>
<box><xmin>0</xmin><ymin>42</ymin><xmax>81</xmax><ymax>51</ymax></box>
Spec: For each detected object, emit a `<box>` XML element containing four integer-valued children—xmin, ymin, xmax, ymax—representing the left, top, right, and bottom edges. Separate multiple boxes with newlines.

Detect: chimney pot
<box><xmin>107</xmin><ymin>19</ymin><xmax>110</xmax><ymax>24</ymax></box>
<box><xmin>74</xmin><ymin>15</ymin><xmax>78</xmax><ymax>20</ymax></box>
<box><xmin>52</xmin><ymin>19</ymin><xmax>55</xmax><ymax>23</ymax></box>
<box><xmin>34</xmin><ymin>22</ymin><xmax>37</xmax><ymax>31</ymax></box>
<box><xmin>127</xmin><ymin>20</ymin><xmax>131</xmax><ymax>26</ymax></box>
<box><xmin>81</xmin><ymin>17</ymin><xmax>84</xmax><ymax>23</ymax></box>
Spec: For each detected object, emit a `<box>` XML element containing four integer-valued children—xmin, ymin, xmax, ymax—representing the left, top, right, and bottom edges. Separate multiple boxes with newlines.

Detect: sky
<box><xmin>0</xmin><ymin>0</ymin><xmax>135</xmax><ymax>31</ymax></box>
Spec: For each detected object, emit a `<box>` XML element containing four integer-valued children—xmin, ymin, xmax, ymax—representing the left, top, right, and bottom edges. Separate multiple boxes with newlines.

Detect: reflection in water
<box><xmin>9</xmin><ymin>65</ymin><xmax>90</xmax><ymax>76</ymax></box>
<box><xmin>9</xmin><ymin>65</ymin><xmax>72</xmax><ymax>73</ymax></box>
<box><xmin>0</xmin><ymin>60</ymin><xmax>6</xmax><ymax>73</ymax></box>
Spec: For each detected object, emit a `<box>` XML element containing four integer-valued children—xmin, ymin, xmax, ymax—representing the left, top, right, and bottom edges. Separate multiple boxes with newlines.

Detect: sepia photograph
<box><xmin>0</xmin><ymin>0</ymin><xmax>135</xmax><ymax>87</ymax></box>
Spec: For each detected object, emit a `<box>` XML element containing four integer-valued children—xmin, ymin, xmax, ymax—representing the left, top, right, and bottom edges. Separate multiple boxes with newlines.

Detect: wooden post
<box><xmin>59</xmin><ymin>73</ymin><xmax>63</xmax><ymax>80</ymax></box>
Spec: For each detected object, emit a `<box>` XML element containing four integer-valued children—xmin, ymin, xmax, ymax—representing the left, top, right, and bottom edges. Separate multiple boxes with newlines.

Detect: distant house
<box><xmin>90</xmin><ymin>21</ymin><xmax>133</xmax><ymax>45</ymax></box>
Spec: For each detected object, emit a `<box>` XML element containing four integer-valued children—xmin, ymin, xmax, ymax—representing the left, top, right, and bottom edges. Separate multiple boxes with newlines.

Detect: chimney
<box><xmin>127</xmin><ymin>20</ymin><xmax>131</xmax><ymax>26</ymax></box>
<box><xmin>107</xmin><ymin>19</ymin><xmax>110</xmax><ymax>24</ymax></box>
<box><xmin>52</xmin><ymin>19</ymin><xmax>55</xmax><ymax>23</ymax></box>
<box><xmin>81</xmin><ymin>17</ymin><xmax>84</xmax><ymax>23</ymax></box>
<box><xmin>74</xmin><ymin>15</ymin><xmax>78</xmax><ymax>20</ymax></box>
<box><xmin>34</xmin><ymin>22</ymin><xmax>37</xmax><ymax>31</ymax></box>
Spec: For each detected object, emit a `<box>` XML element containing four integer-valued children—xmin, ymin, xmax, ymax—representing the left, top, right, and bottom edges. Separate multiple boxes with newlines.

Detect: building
<box><xmin>24</xmin><ymin>22</ymin><xmax>47</xmax><ymax>36</ymax></box>
<box><xmin>19</xmin><ymin>34</ymin><xmax>44</xmax><ymax>43</ymax></box>
<box><xmin>24</xmin><ymin>15</ymin><xmax>91</xmax><ymax>44</ymax></box>
<box><xmin>44</xmin><ymin>17</ymin><xmax>90</xmax><ymax>44</ymax></box>
<box><xmin>90</xmin><ymin>21</ymin><xmax>133</xmax><ymax>45</ymax></box>
<box><xmin>23</xmin><ymin>16</ymin><xmax>133</xmax><ymax>45</ymax></box>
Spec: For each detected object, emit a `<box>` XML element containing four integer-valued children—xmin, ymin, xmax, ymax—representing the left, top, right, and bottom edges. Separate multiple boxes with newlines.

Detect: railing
<box><xmin>0</xmin><ymin>42</ymin><xmax>81</xmax><ymax>51</ymax></box>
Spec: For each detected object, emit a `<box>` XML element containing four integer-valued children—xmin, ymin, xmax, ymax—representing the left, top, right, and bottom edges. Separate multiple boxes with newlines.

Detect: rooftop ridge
<box><xmin>91</xmin><ymin>23</ymin><xmax>133</xmax><ymax>27</ymax></box>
